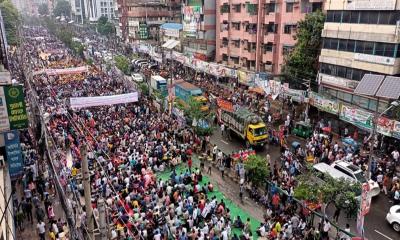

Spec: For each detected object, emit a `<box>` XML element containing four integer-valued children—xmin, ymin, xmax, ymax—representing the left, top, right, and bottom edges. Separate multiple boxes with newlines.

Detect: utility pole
<box><xmin>81</xmin><ymin>145</ymin><xmax>94</xmax><ymax>239</ymax></box>
<box><xmin>98</xmin><ymin>198</ymin><xmax>108</xmax><ymax>240</ymax></box>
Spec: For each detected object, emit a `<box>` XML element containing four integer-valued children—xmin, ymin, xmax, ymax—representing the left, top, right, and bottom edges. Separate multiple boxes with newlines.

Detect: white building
<box><xmin>71</xmin><ymin>0</ymin><xmax>116</xmax><ymax>23</ymax></box>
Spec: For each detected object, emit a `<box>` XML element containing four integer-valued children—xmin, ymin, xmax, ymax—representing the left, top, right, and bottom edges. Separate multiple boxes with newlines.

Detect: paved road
<box><xmin>210</xmin><ymin>128</ymin><xmax>399</xmax><ymax>240</ymax></box>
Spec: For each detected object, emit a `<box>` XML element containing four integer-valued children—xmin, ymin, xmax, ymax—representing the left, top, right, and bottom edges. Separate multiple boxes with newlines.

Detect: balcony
<box><xmin>243</xmin><ymin>31</ymin><xmax>257</xmax><ymax>42</ymax></box>
<box><xmin>241</xmin><ymin>49</ymin><xmax>256</xmax><ymax>61</ymax></box>
<box><xmin>219</xmin><ymin>45</ymin><xmax>228</xmax><ymax>55</ymax></box>
<box><xmin>229</xmin><ymin>46</ymin><xmax>241</xmax><ymax>57</ymax></box>
<box><xmin>263</xmin><ymin>34</ymin><xmax>276</xmax><ymax>43</ymax></box>
<box><xmin>262</xmin><ymin>51</ymin><xmax>274</xmax><ymax>62</ymax></box>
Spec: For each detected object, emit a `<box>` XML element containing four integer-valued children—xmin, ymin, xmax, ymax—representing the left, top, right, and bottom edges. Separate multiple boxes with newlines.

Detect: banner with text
<box><xmin>340</xmin><ymin>104</ymin><xmax>373</xmax><ymax>131</ymax></box>
<box><xmin>0</xmin><ymin>85</ymin><xmax>28</xmax><ymax>132</ymax></box>
<box><xmin>70</xmin><ymin>92</ymin><xmax>139</xmax><ymax>109</ymax></box>
<box><xmin>309</xmin><ymin>92</ymin><xmax>340</xmax><ymax>115</ymax></box>
<box><xmin>4</xmin><ymin>131</ymin><xmax>24</xmax><ymax>179</ymax></box>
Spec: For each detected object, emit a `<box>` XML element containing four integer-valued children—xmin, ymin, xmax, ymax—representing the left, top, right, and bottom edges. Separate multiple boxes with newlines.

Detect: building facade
<box><xmin>181</xmin><ymin>0</ymin><xmax>216</xmax><ymax>61</ymax></box>
<box><xmin>318</xmin><ymin>0</ymin><xmax>400</xmax><ymax>113</ymax></box>
<box><xmin>216</xmin><ymin>0</ymin><xmax>323</xmax><ymax>73</ymax></box>
<box><xmin>116</xmin><ymin>0</ymin><xmax>181</xmax><ymax>42</ymax></box>
<box><xmin>71</xmin><ymin>0</ymin><xmax>116</xmax><ymax>23</ymax></box>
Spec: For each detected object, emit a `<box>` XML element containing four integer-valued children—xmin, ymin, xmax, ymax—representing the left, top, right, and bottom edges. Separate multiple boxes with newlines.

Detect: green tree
<box><xmin>281</xmin><ymin>10</ymin><xmax>325</xmax><ymax>90</ymax></box>
<box><xmin>53</xmin><ymin>0</ymin><xmax>71</xmax><ymax>17</ymax></box>
<box><xmin>38</xmin><ymin>3</ymin><xmax>49</xmax><ymax>15</ymax></box>
<box><xmin>97</xmin><ymin>16</ymin><xmax>115</xmax><ymax>36</ymax></box>
<box><xmin>244</xmin><ymin>155</ymin><xmax>269</xmax><ymax>187</ymax></box>
<box><xmin>0</xmin><ymin>0</ymin><xmax>20</xmax><ymax>46</ymax></box>
<box><xmin>294</xmin><ymin>172</ymin><xmax>360</xmax><ymax>219</ymax></box>
<box><xmin>138</xmin><ymin>82</ymin><xmax>149</xmax><ymax>96</ymax></box>
<box><xmin>114</xmin><ymin>55</ymin><xmax>130</xmax><ymax>75</ymax></box>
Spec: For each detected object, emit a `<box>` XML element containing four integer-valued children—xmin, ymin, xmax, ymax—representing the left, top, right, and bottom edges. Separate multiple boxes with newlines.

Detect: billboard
<box><xmin>4</xmin><ymin>131</ymin><xmax>24</xmax><ymax>179</ymax></box>
<box><xmin>0</xmin><ymin>85</ymin><xmax>28</xmax><ymax>132</ymax></box>
<box><xmin>182</xmin><ymin>5</ymin><xmax>202</xmax><ymax>37</ymax></box>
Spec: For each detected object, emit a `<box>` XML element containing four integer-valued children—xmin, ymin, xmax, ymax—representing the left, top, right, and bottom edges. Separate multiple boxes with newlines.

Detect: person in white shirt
<box><xmin>37</xmin><ymin>220</ymin><xmax>46</xmax><ymax>240</ymax></box>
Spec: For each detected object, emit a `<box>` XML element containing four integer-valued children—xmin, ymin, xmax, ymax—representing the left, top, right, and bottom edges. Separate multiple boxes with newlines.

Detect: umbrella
<box><xmin>292</xmin><ymin>141</ymin><xmax>301</xmax><ymax>149</ymax></box>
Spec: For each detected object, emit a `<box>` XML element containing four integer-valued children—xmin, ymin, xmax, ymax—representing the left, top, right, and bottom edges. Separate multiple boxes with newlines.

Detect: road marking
<box><xmin>374</xmin><ymin>230</ymin><xmax>393</xmax><ymax>240</ymax></box>
<box><xmin>221</xmin><ymin>140</ymin><xmax>229</xmax><ymax>145</ymax></box>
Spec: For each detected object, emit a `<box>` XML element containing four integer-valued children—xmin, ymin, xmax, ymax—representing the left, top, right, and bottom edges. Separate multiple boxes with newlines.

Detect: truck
<box><xmin>150</xmin><ymin>75</ymin><xmax>167</xmax><ymax>96</ymax></box>
<box><xmin>175</xmin><ymin>80</ymin><xmax>209</xmax><ymax>111</ymax></box>
<box><xmin>220</xmin><ymin>107</ymin><xmax>268</xmax><ymax>148</ymax></box>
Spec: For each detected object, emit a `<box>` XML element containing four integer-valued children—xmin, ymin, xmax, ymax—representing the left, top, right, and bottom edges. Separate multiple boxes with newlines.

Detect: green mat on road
<box><xmin>157</xmin><ymin>165</ymin><xmax>261</xmax><ymax>239</ymax></box>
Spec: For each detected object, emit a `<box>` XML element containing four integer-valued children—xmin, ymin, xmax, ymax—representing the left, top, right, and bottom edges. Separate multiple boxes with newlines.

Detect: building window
<box><xmin>326</xmin><ymin>10</ymin><xmax>400</xmax><ymax>25</ymax></box>
<box><xmin>265</xmin><ymin>22</ymin><xmax>277</xmax><ymax>33</ymax></box>
<box><xmin>286</xmin><ymin>3</ymin><xmax>294</xmax><ymax>13</ymax></box>
<box><xmin>264</xmin><ymin>42</ymin><xmax>273</xmax><ymax>52</ymax></box>
<box><xmin>222</xmin><ymin>54</ymin><xmax>228</xmax><ymax>61</ymax></box>
<box><xmin>231</xmin><ymin>22</ymin><xmax>240</xmax><ymax>30</ymax></box>
<box><xmin>233</xmin><ymin>4</ymin><xmax>241</xmax><ymax>13</ymax></box>
<box><xmin>231</xmin><ymin>56</ymin><xmax>239</xmax><ymax>64</ymax></box>
<box><xmin>283</xmin><ymin>24</ymin><xmax>294</xmax><ymax>34</ymax></box>
<box><xmin>320</xmin><ymin>63</ymin><xmax>381</xmax><ymax>81</ymax></box>
<box><xmin>220</xmin><ymin>4</ymin><xmax>230</xmax><ymax>13</ymax></box>
<box><xmin>282</xmin><ymin>45</ymin><xmax>294</xmax><ymax>55</ymax></box>
<box><xmin>247</xmin><ymin>4</ymin><xmax>258</xmax><ymax>15</ymax></box>
<box><xmin>265</xmin><ymin>3</ymin><xmax>276</xmax><ymax>14</ymax></box>
<box><xmin>232</xmin><ymin>40</ymin><xmax>240</xmax><ymax>48</ymax></box>
<box><xmin>222</xmin><ymin>38</ymin><xmax>229</xmax><ymax>47</ymax></box>
<box><xmin>323</xmin><ymin>38</ymin><xmax>398</xmax><ymax>57</ymax></box>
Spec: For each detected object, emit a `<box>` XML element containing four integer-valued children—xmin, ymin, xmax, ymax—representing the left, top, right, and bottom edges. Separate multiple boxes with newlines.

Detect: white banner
<box><xmin>70</xmin><ymin>92</ymin><xmax>139</xmax><ymax>109</ymax></box>
<box><xmin>33</xmin><ymin>66</ymin><xmax>89</xmax><ymax>76</ymax></box>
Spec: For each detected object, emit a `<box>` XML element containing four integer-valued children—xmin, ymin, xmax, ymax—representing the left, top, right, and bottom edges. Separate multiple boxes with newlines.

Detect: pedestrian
<box><xmin>220</xmin><ymin>161</ymin><xmax>225</xmax><ymax>179</ymax></box>
<box><xmin>37</xmin><ymin>220</ymin><xmax>46</xmax><ymax>240</ymax></box>
<box><xmin>23</xmin><ymin>200</ymin><xmax>33</xmax><ymax>223</ymax></box>
<box><xmin>207</xmin><ymin>164</ymin><xmax>212</xmax><ymax>175</ymax></box>
<box><xmin>321</xmin><ymin>219</ymin><xmax>331</xmax><ymax>240</ymax></box>
<box><xmin>187</xmin><ymin>157</ymin><xmax>192</xmax><ymax>173</ymax></box>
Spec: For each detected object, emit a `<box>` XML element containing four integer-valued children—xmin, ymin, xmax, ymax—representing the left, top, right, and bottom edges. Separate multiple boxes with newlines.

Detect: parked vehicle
<box><xmin>331</xmin><ymin>160</ymin><xmax>380</xmax><ymax>197</ymax></box>
<box><xmin>175</xmin><ymin>80</ymin><xmax>209</xmax><ymax>112</ymax></box>
<box><xmin>131</xmin><ymin>73</ymin><xmax>144</xmax><ymax>83</ymax></box>
<box><xmin>220</xmin><ymin>107</ymin><xmax>268</xmax><ymax>148</ymax></box>
<box><xmin>292</xmin><ymin>121</ymin><xmax>313</xmax><ymax>138</ymax></box>
<box><xmin>150</xmin><ymin>75</ymin><xmax>167</xmax><ymax>96</ymax></box>
<box><xmin>386</xmin><ymin>205</ymin><xmax>400</xmax><ymax>232</ymax></box>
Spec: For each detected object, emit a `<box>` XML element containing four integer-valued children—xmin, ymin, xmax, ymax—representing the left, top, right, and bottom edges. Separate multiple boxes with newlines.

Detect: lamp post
<box><xmin>368</xmin><ymin>100</ymin><xmax>400</xmax><ymax>179</ymax></box>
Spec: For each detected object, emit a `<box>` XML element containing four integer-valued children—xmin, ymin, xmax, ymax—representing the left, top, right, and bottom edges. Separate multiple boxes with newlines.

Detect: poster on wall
<box><xmin>309</xmin><ymin>92</ymin><xmax>340</xmax><ymax>115</ymax></box>
<box><xmin>376</xmin><ymin>117</ymin><xmax>394</xmax><ymax>137</ymax></box>
<box><xmin>4</xmin><ymin>130</ymin><xmax>24</xmax><ymax>179</ymax></box>
<box><xmin>339</xmin><ymin>104</ymin><xmax>373</xmax><ymax>130</ymax></box>
<box><xmin>392</xmin><ymin>121</ymin><xmax>400</xmax><ymax>139</ymax></box>
<box><xmin>0</xmin><ymin>85</ymin><xmax>29</xmax><ymax>132</ymax></box>
<box><xmin>182</xmin><ymin>5</ymin><xmax>202</xmax><ymax>37</ymax></box>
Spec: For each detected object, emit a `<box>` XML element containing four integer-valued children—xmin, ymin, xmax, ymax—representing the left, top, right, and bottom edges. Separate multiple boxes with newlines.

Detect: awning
<box><xmin>165</xmin><ymin>40</ymin><xmax>180</xmax><ymax>49</ymax></box>
<box><xmin>376</xmin><ymin>76</ymin><xmax>400</xmax><ymax>99</ymax></box>
<box><xmin>162</xmin><ymin>39</ymin><xmax>175</xmax><ymax>48</ymax></box>
<box><xmin>354</xmin><ymin>74</ymin><xmax>385</xmax><ymax>96</ymax></box>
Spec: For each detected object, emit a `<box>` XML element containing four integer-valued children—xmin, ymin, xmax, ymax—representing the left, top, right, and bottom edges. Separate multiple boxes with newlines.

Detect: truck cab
<box><xmin>246</xmin><ymin>123</ymin><xmax>268</xmax><ymax>147</ymax></box>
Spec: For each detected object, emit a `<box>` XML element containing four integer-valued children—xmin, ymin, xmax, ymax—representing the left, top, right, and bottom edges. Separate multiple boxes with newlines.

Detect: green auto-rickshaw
<box><xmin>292</xmin><ymin>121</ymin><xmax>313</xmax><ymax>138</ymax></box>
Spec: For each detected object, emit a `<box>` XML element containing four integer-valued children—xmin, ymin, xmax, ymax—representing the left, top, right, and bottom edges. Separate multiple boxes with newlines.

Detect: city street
<box><xmin>210</xmin><ymin>128</ymin><xmax>399</xmax><ymax>240</ymax></box>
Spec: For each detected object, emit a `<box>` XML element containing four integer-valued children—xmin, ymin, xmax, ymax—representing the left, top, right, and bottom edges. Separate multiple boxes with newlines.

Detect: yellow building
<box><xmin>318</xmin><ymin>0</ymin><xmax>400</xmax><ymax>112</ymax></box>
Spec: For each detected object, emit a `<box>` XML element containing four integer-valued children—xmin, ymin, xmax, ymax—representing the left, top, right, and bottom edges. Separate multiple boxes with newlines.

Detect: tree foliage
<box><xmin>244</xmin><ymin>155</ymin><xmax>269</xmax><ymax>187</ymax></box>
<box><xmin>294</xmin><ymin>171</ymin><xmax>360</xmax><ymax>218</ymax></box>
<box><xmin>0</xmin><ymin>0</ymin><xmax>20</xmax><ymax>46</ymax></box>
<box><xmin>281</xmin><ymin>10</ymin><xmax>325</xmax><ymax>90</ymax></box>
<box><xmin>114</xmin><ymin>55</ymin><xmax>130</xmax><ymax>75</ymax></box>
<box><xmin>97</xmin><ymin>16</ymin><xmax>115</xmax><ymax>36</ymax></box>
<box><xmin>38</xmin><ymin>3</ymin><xmax>49</xmax><ymax>15</ymax></box>
<box><xmin>53</xmin><ymin>0</ymin><xmax>71</xmax><ymax>17</ymax></box>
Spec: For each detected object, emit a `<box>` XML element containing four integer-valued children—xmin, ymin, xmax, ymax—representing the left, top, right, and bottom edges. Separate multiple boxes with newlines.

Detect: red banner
<box><xmin>217</xmin><ymin>98</ymin><xmax>233</xmax><ymax>112</ymax></box>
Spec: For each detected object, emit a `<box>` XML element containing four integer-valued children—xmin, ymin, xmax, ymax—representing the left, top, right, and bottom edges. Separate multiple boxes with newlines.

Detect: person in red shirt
<box><xmin>272</xmin><ymin>193</ymin><xmax>280</xmax><ymax>210</ymax></box>
<box><xmin>188</xmin><ymin>157</ymin><xmax>192</xmax><ymax>173</ymax></box>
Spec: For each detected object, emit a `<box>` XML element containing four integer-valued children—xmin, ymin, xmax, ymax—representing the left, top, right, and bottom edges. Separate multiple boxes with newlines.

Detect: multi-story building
<box><xmin>71</xmin><ymin>0</ymin><xmax>117</xmax><ymax>23</ymax></box>
<box><xmin>318</xmin><ymin>0</ymin><xmax>400</xmax><ymax>113</ymax></box>
<box><xmin>116</xmin><ymin>0</ymin><xmax>181</xmax><ymax>42</ymax></box>
<box><xmin>181</xmin><ymin>0</ymin><xmax>216</xmax><ymax>61</ymax></box>
<box><xmin>216</xmin><ymin>0</ymin><xmax>323</xmax><ymax>73</ymax></box>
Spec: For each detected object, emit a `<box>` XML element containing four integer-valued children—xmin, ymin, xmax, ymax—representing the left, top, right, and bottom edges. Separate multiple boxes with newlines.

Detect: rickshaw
<box><xmin>292</xmin><ymin>121</ymin><xmax>313</xmax><ymax>139</ymax></box>
<box><xmin>291</xmin><ymin>141</ymin><xmax>301</xmax><ymax>151</ymax></box>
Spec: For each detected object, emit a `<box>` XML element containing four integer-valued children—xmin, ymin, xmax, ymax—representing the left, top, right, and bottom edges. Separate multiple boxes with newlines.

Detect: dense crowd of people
<box><xmin>11</xmin><ymin>20</ymin><xmax>400</xmax><ymax>240</ymax></box>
